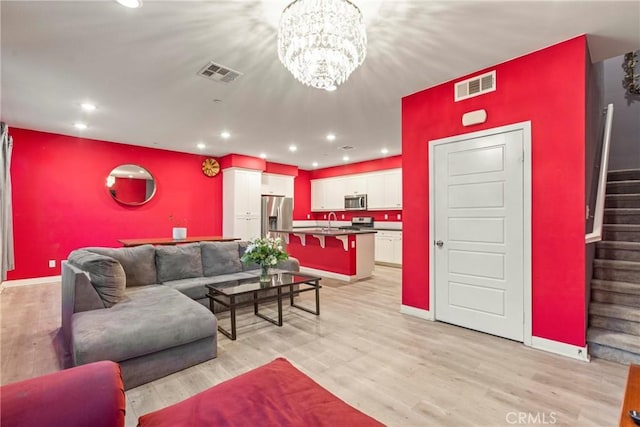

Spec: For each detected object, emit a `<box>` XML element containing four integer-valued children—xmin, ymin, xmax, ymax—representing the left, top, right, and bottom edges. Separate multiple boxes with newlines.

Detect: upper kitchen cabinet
<box><xmin>343</xmin><ymin>175</ymin><xmax>367</xmax><ymax>195</ymax></box>
<box><xmin>311</xmin><ymin>177</ymin><xmax>344</xmax><ymax>211</ymax></box>
<box><xmin>311</xmin><ymin>169</ymin><xmax>402</xmax><ymax>212</ymax></box>
<box><xmin>261</xmin><ymin>173</ymin><xmax>294</xmax><ymax>198</ymax></box>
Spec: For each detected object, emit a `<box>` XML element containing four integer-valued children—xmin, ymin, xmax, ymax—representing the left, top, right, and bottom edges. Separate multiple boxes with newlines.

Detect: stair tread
<box><xmin>604</xmin><ymin>208</ymin><xmax>640</xmax><ymax>213</ymax></box>
<box><xmin>587</xmin><ymin>328</ymin><xmax>640</xmax><ymax>353</ymax></box>
<box><xmin>596</xmin><ymin>241</ymin><xmax>640</xmax><ymax>249</ymax></box>
<box><xmin>607</xmin><ymin>179</ymin><xmax>640</xmax><ymax>184</ymax></box>
<box><xmin>589</xmin><ymin>302</ymin><xmax>640</xmax><ymax>321</ymax></box>
<box><xmin>603</xmin><ymin>224</ymin><xmax>640</xmax><ymax>230</ymax></box>
<box><xmin>593</xmin><ymin>258</ymin><xmax>640</xmax><ymax>269</ymax></box>
<box><xmin>592</xmin><ymin>279</ymin><xmax>640</xmax><ymax>295</ymax></box>
<box><xmin>606</xmin><ymin>193</ymin><xmax>640</xmax><ymax>198</ymax></box>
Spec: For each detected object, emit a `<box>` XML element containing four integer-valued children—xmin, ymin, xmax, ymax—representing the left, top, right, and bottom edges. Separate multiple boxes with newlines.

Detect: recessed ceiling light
<box><xmin>312</xmin><ymin>162</ymin><xmax>319</xmax><ymax>167</ymax></box>
<box><xmin>128</xmin><ymin>174</ymin><xmax>133</xmax><ymax>178</ymax></box>
<box><xmin>115</xmin><ymin>0</ymin><xmax>142</xmax><ymax>8</ymax></box>
<box><xmin>325</xmin><ymin>85</ymin><xmax>337</xmax><ymax>92</ymax></box>
<box><xmin>342</xmin><ymin>155</ymin><xmax>349</xmax><ymax>161</ymax></box>
<box><xmin>81</xmin><ymin>103</ymin><xmax>96</xmax><ymax>112</ymax></box>
<box><xmin>138</xmin><ymin>169</ymin><xmax>144</xmax><ymax>173</ymax></box>
<box><xmin>289</xmin><ymin>145</ymin><xmax>297</xmax><ymax>152</ymax></box>
<box><xmin>73</xmin><ymin>123</ymin><xmax>87</xmax><ymax>130</ymax></box>
<box><xmin>259</xmin><ymin>153</ymin><xmax>267</xmax><ymax>159</ymax></box>
<box><xmin>197</xmin><ymin>143</ymin><xmax>206</xmax><ymax>149</ymax></box>
<box><xmin>381</xmin><ymin>148</ymin><xmax>389</xmax><ymax>154</ymax></box>
<box><xmin>326</xmin><ymin>133</ymin><xmax>336</xmax><ymax>141</ymax></box>
<box><xmin>220</xmin><ymin>131</ymin><xmax>231</xmax><ymax>139</ymax></box>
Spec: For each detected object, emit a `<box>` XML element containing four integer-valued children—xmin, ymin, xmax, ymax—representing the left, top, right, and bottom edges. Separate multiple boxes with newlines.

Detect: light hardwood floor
<box><xmin>0</xmin><ymin>266</ymin><xmax>629</xmax><ymax>426</ymax></box>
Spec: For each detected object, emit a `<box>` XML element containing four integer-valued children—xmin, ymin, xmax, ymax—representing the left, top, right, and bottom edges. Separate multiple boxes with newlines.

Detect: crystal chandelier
<box><xmin>277</xmin><ymin>0</ymin><xmax>367</xmax><ymax>91</ymax></box>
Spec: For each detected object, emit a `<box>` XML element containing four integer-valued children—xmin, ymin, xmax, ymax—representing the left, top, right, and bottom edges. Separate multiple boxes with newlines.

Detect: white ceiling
<box><xmin>2</xmin><ymin>1</ymin><xmax>639</xmax><ymax>169</ymax></box>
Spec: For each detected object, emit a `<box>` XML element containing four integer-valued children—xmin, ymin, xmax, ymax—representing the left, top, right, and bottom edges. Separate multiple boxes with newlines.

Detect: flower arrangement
<box><xmin>241</xmin><ymin>237</ymin><xmax>289</xmax><ymax>280</ymax></box>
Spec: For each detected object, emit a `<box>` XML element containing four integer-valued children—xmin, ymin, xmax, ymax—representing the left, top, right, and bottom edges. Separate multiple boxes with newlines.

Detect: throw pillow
<box><xmin>67</xmin><ymin>250</ymin><xmax>126</xmax><ymax>308</ymax></box>
<box><xmin>155</xmin><ymin>243</ymin><xmax>203</xmax><ymax>283</ymax></box>
<box><xmin>86</xmin><ymin>244</ymin><xmax>157</xmax><ymax>286</ymax></box>
<box><xmin>201</xmin><ymin>242</ymin><xmax>242</xmax><ymax>276</ymax></box>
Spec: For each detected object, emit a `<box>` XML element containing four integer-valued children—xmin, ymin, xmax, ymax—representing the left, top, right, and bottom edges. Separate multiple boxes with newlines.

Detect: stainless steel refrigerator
<box><xmin>261</xmin><ymin>195</ymin><xmax>293</xmax><ymax>238</ymax></box>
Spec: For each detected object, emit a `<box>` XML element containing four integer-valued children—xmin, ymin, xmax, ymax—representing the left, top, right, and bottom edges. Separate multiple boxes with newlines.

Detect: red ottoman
<box><xmin>1</xmin><ymin>361</ymin><xmax>126</xmax><ymax>427</ymax></box>
<box><xmin>138</xmin><ymin>357</ymin><xmax>383</xmax><ymax>427</ymax></box>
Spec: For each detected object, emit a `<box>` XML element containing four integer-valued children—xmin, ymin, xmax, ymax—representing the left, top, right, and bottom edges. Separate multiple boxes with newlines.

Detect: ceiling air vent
<box><xmin>339</xmin><ymin>145</ymin><xmax>354</xmax><ymax>150</ymax></box>
<box><xmin>197</xmin><ymin>61</ymin><xmax>243</xmax><ymax>83</ymax></box>
<box><xmin>454</xmin><ymin>70</ymin><xmax>496</xmax><ymax>102</ymax></box>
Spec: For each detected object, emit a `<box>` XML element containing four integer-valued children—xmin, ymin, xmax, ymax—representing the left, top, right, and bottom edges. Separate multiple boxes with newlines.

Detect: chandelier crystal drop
<box><xmin>277</xmin><ymin>0</ymin><xmax>367</xmax><ymax>91</ymax></box>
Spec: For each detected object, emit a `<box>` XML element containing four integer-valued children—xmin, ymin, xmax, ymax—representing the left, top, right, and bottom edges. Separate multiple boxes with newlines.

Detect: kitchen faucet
<box><xmin>327</xmin><ymin>212</ymin><xmax>337</xmax><ymax>231</ymax></box>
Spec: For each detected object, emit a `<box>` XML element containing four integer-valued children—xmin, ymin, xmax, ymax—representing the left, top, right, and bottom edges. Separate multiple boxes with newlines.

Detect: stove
<box><xmin>339</xmin><ymin>216</ymin><xmax>374</xmax><ymax>231</ymax></box>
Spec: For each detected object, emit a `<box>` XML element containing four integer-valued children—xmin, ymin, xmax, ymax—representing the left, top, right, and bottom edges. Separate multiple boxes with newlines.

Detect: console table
<box><xmin>118</xmin><ymin>236</ymin><xmax>240</xmax><ymax>247</ymax></box>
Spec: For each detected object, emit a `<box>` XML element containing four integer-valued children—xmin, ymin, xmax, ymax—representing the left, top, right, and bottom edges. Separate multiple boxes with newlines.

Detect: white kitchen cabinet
<box><xmin>311</xmin><ymin>169</ymin><xmax>402</xmax><ymax>212</ymax></box>
<box><xmin>343</xmin><ymin>175</ymin><xmax>367</xmax><ymax>195</ymax></box>
<box><xmin>223</xmin><ymin>168</ymin><xmax>262</xmax><ymax>240</ymax></box>
<box><xmin>261</xmin><ymin>173</ymin><xmax>294</xmax><ymax>198</ymax></box>
<box><xmin>310</xmin><ymin>177</ymin><xmax>344</xmax><ymax>211</ymax></box>
<box><xmin>366</xmin><ymin>173</ymin><xmax>385</xmax><ymax>209</ymax></box>
<box><xmin>232</xmin><ymin>215</ymin><xmax>261</xmax><ymax>241</ymax></box>
<box><xmin>367</xmin><ymin>169</ymin><xmax>402</xmax><ymax>210</ymax></box>
<box><xmin>375</xmin><ymin>230</ymin><xmax>402</xmax><ymax>265</ymax></box>
<box><xmin>384</xmin><ymin>169</ymin><xmax>402</xmax><ymax>209</ymax></box>
<box><xmin>323</xmin><ymin>177</ymin><xmax>344</xmax><ymax>210</ymax></box>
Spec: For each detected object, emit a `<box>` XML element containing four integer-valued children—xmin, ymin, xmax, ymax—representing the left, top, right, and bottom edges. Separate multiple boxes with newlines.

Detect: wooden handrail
<box><xmin>586</xmin><ymin>103</ymin><xmax>614</xmax><ymax>244</ymax></box>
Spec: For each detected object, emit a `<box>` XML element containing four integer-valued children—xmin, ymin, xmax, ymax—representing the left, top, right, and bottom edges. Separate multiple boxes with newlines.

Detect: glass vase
<box><xmin>259</xmin><ymin>265</ymin><xmax>270</xmax><ymax>282</ymax></box>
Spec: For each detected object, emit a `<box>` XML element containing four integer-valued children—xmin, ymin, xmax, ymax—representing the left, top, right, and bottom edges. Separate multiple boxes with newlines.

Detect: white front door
<box><xmin>433</xmin><ymin>128</ymin><xmax>524</xmax><ymax>341</ymax></box>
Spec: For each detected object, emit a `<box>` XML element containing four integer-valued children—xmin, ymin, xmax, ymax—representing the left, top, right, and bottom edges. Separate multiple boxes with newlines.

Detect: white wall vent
<box><xmin>454</xmin><ymin>70</ymin><xmax>496</xmax><ymax>101</ymax></box>
<box><xmin>197</xmin><ymin>61</ymin><xmax>243</xmax><ymax>83</ymax></box>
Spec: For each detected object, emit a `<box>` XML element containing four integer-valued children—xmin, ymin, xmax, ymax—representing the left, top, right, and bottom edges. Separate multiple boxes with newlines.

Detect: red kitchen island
<box><xmin>274</xmin><ymin>228</ymin><xmax>376</xmax><ymax>282</ymax></box>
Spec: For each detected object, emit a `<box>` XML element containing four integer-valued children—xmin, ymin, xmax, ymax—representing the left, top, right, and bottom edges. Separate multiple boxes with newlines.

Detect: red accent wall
<box><xmin>219</xmin><ymin>154</ymin><xmax>266</xmax><ymax>171</ymax></box>
<box><xmin>294</xmin><ymin>170</ymin><xmax>312</xmax><ymax>220</ymax></box>
<box><xmin>8</xmin><ymin>128</ymin><xmax>223</xmax><ymax>280</ymax></box>
<box><xmin>309</xmin><ymin>155</ymin><xmax>402</xmax><ymax>179</ymax></box>
<box><xmin>265</xmin><ymin>162</ymin><xmax>298</xmax><ymax>176</ymax></box>
<box><xmin>402</xmin><ymin>36</ymin><xmax>587</xmax><ymax>346</ymax></box>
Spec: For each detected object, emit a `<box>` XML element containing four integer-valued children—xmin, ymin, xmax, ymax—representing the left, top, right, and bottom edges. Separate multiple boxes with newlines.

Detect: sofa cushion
<box><xmin>72</xmin><ymin>286</ymin><xmax>216</xmax><ymax>365</ymax></box>
<box><xmin>238</xmin><ymin>241</ymin><xmax>260</xmax><ymax>271</ymax></box>
<box><xmin>155</xmin><ymin>243</ymin><xmax>203</xmax><ymax>283</ymax></box>
<box><xmin>86</xmin><ymin>245</ymin><xmax>157</xmax><ymax>286</ymax></box>
<box><xmin>201</xmin><ymin>242</ymin><xmax>242</xmax><ymax>276</ymax></box>
<box><xmin>67</xmin><ymin>250</ymin><xmax>126</xmax><ymax>308</ymax></box>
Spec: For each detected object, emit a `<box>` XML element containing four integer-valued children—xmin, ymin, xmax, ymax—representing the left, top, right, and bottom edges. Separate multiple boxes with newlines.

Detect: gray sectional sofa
<box><xmin>61</xmin><ymin>241</ymin><xmax>299</xmax><ymax>389</ymax></box>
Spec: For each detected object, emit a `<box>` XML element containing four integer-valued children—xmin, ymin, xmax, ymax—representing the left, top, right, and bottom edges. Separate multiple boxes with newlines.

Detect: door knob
<box><xmin>435</xmin><ymin>240</ymin><xmax>444</xmax><ymax>247</ymax></box>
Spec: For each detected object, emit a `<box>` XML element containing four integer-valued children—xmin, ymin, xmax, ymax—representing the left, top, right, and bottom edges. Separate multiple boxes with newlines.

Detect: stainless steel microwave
<box><xmin>344</xmin><ymin>194</ymin><xmax>367</xmax><ymax>211</ymax></box>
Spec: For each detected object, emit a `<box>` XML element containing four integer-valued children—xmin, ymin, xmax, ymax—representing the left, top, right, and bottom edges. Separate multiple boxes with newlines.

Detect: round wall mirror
<box><xmin>106</xmin><ymin>164</ymin><xmax>156</xmax><ymax>206</ymax></box>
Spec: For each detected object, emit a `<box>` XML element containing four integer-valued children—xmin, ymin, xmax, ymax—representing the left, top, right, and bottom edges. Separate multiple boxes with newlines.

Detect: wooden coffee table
<box><xmin>206</xmin><ymin>271</ymin><xmax>321</xmax><ymax>340</ymax></box>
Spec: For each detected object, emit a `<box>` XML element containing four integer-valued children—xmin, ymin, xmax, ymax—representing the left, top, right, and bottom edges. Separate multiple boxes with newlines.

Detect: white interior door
<box><xmin>434</xmin><ymin>129</ymin><xmax>524</xmax><ymax>342</ymax></box>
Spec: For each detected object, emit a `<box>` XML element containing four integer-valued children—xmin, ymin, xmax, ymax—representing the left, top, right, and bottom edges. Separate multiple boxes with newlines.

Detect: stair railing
<box><xmin>586</xmin><ymin>103</ymin><xmax>614</xmax><ymax>244</ymax></box>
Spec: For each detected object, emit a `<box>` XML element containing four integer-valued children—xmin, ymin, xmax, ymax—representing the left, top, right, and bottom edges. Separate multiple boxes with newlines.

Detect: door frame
<box><xmin>428</xmin><ymin>121</ymin><xmax>532</xmax><ymax>346</ymax></box>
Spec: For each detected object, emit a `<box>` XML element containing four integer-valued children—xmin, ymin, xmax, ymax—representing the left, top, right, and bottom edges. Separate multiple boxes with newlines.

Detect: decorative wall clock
<box><xmin>201</xmin><ymin>158</ymin><xmax>220</xmax><ymax>177</ymax></box>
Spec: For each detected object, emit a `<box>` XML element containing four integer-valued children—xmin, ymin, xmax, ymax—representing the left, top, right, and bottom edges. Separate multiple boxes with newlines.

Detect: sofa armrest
<box><xmin>0</xmin><ymin>361</ymin><xmax>126</xmax><ymax>427</ymax></box>
<box><xmin>277</xmin><ymin>256</ymin><xmax>300</xmax><ymax>272</ymax></box>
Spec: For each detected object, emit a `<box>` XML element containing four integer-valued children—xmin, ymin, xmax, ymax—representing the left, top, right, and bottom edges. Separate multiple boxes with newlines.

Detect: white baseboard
<box><xmin>400</xmin><ymin>304</ymin><xmax>434</xmax><ymax>320</ymax></box>
<box><xmin>1</xmin><ymin>275</ymin><xmax>61</xmax><ymax>289</ymax></box>
<box><xmin>299</xmin><ymin>266</ymin><xmax>357</xmax><ymax>282</ymax></box>
<box><xmin>530</xmin><ymin>336</ymin><xmax>590</xmax><ymax>362</ymax></box>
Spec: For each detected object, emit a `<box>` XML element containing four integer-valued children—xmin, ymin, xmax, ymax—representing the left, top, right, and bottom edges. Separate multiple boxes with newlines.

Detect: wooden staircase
<box><xmin>587</xmin><ymin>169</ymin><xmax>640</xmax><ymax>364</ymax></box>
